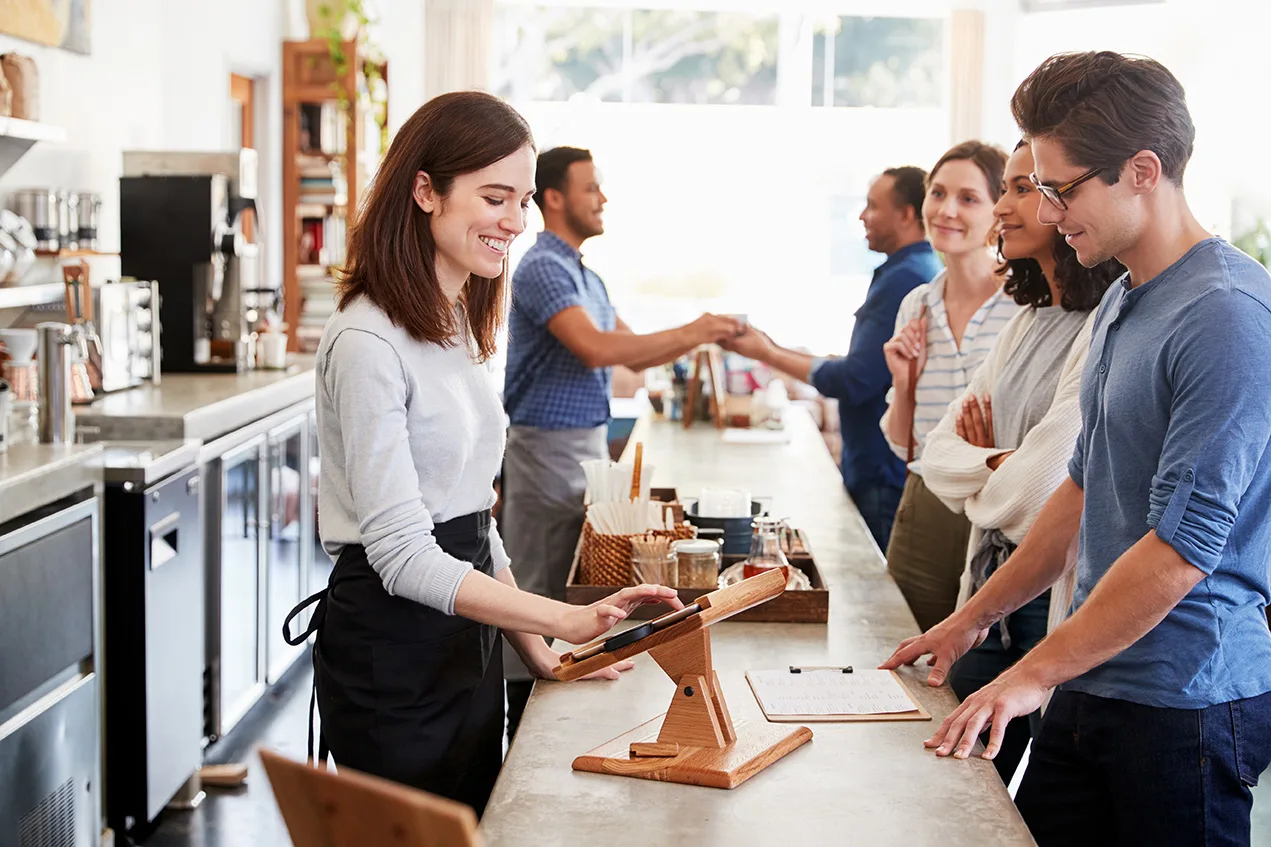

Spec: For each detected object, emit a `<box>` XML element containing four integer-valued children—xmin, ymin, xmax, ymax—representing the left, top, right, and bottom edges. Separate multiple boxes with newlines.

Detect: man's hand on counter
<box><xmin>878</xmin><ymin>609</ymin><xmax>990</xmax><ymax>687</ymax></box>
<box><xmin>923</xmin><ymin>667</ymin><xmax>1049</xmax><ymax>761</ymax></box>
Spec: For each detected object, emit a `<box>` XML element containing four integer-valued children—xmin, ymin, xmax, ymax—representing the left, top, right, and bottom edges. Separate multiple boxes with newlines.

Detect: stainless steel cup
<box><xmin>36</xmin><ymin>322</ymin><xmax>74</xmax><ymax>443</ymax></box>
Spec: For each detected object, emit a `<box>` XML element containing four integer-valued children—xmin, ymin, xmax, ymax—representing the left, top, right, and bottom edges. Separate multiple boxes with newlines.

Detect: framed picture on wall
<box><xmin>1</xmin><ymin>0</ymin><xmax>92</xmax><ymax>55</ymax></box>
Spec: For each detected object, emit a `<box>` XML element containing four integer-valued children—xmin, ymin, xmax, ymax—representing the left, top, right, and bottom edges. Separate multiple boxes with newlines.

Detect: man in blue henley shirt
<box><xmin>725</xmin><ymin>166</ymin><xmax>941</xmax><ymax>551</ymax></box>
<box><xmin>884</xmin><ymin>52</ymin><xmax>1271</xmax><ymax>846</ymax></box>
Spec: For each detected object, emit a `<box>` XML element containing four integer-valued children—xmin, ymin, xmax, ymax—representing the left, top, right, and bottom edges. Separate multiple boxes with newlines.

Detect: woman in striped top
<box><xmin>907</xmin><ymin>142</ymin><xmax>1123</xmax><ymax>783</ymax></box>
<box><xmin>879</xmin><ymin>141</ymin><xmax>1018</xmax><ymax>632</ymax></box>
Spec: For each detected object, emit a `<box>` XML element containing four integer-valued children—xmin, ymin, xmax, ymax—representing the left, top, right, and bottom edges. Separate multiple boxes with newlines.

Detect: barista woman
<box><xmin>285</xmin><ymin>91</ymin><xmax>679</xmax><ymax>816</ymax></box>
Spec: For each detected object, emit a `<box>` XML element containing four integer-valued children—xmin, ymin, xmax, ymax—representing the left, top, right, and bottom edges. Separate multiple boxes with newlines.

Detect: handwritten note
<box><xmin>746</xmin><ymin>669</ymin><xmax>918</xmax><ymax>717</ymax></box>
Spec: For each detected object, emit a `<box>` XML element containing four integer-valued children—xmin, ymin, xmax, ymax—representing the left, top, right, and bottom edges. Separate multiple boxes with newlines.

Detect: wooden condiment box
<box><xmin>565</xmin><ymin>527</ymin><xmax>829</xmax><ymax>624</ymax></box>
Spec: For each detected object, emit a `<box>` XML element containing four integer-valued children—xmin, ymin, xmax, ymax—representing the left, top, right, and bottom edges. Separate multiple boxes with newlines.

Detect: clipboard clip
<box><xmin>789</xmin><ymin>665</ymin><xmax>853</xmax><ymax>674</ymax></box>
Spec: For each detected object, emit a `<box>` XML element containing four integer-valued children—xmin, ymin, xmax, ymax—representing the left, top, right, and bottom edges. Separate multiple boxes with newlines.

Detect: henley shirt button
<box><xmin>1099</xmin><ymin>364</ymin><xmax>1107</xmax><ymax>374</ymax></box>
<box><xmin>1184</xmin><ymin>470</ymin><xmax>1195</xmax><ymax>482</ymax></box>
<box><xmin>1111</xmin><ymin>323</ymin><xmax>1120</xmax><ymax>331</ymax></box>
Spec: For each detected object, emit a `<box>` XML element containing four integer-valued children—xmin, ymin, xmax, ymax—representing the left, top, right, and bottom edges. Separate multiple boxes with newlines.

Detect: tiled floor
<box><xmin>139</xmin><ymin>662</ymin><xmax>1271</xmax><ymax>846</ymax></box>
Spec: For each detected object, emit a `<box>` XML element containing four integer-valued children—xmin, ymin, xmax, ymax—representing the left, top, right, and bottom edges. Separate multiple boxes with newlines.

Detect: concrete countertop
<box><xmin>0</xmin><ymin>443</ymin><xmax>103</xmax><ymax>525</ymax></box>
<box><xmin>480</xmin><ymin>410</ymin><xmax>1035</xmax><ymax>846</ymax></box>
<box><xmin>95</xmin><ymin>439</ymin><xmax>204</xmax><ymax>487</ymax></box>
<box><xmin>74</xmin><ymin>354</ymin><xmax>317</xmax><ymax>443</ymax></box>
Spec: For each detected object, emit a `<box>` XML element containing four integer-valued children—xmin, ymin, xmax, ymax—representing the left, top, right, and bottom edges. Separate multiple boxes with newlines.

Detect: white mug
<box><xmin>258</xmin><ymin>332</ymin><xmax>288</xmax><ymax>370</ymax></box>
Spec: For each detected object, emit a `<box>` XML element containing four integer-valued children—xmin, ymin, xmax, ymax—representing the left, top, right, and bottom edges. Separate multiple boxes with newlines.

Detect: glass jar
<box><xmin>674</xmin><ymin>538</ymin><xmax>721</xmax><ymax>589</ymax></box>
<box><xmin>633</xmin><ymin>547</ymin><xmax>678</xmax><ymax>588</ymax></box>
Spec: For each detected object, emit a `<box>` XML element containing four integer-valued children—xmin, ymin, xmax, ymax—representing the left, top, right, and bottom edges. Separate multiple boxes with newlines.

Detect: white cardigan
<box><xmin>921</xmin><ymin>306</ymin><xmax>1096</xmax><ymax>635</ymax></box>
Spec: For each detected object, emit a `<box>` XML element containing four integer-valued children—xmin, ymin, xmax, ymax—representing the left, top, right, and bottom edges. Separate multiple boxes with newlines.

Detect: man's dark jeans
<box><xmin>948</xmin><ymin>588</ymin><xmax>1051</xmax><ymax>784</ymax></box>
<box><xmin>850</xmin><ymin>482</ymin><xmax>904</xmax><ymax>554</ymax></box>
<box><xmin>1017</xmin><ymin>688</ymin><xmax>1271</xmax><ymax>846</ymax></box>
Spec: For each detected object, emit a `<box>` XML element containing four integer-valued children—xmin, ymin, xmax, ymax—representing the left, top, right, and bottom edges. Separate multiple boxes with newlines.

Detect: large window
<box><xmin>495</xmin><ymin>2</ymin><xmax>952</xmax><ymax>357</ymax></box>
<box><xmin>812</xmin><ymin>16</ymin><xmax>945</xmax><ymax>108</ymax></box>
<box><xmin>494</xmin><ymin>8</ymin><xmax>780</xmax><ymax>105</ymax></box>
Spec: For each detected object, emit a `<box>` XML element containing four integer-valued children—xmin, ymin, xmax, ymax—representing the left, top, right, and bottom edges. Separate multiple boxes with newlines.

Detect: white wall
<box><xmin>379</xmin><ymin>0</ymin><xmax>427</xmax><ymax>133</ymax></box>
<box><xmin>992</xmin><ymin>0</ymin><xmax>1271</xmax><ymax>237</ymax></box>
<box><xmin>0</xmin><ymin>0</ymin><xmax>166</xmax><ymax>265</ymax></box>
<box><xmin>0</xmin><ymin>0</ymin><xmax>428</xmax><ymax>286</ymax></box>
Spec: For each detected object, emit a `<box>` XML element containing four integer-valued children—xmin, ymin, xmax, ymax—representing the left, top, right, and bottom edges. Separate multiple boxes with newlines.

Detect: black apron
<box><xmin>283</xmin><ymin>510</ymin><xmax>504</xmax><ymax>817</ymax></box>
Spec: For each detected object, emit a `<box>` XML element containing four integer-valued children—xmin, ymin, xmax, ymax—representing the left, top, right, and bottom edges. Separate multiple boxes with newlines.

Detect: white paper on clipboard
<box><xmin>746</xmin><ymin>669</ymin><xmax>920</xmax><ymax>717</ymax></box>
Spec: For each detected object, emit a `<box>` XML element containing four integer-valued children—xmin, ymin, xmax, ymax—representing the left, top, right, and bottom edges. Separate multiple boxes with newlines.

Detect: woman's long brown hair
<box><xmin>337</xmin><ymin>91</ymin><xmax>534</xmax><ymax>360</ymax></box>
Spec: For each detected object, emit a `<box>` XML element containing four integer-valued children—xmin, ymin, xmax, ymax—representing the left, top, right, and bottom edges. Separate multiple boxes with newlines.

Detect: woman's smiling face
<box><xmin>923</xmin><ymin>158</ymin><xmax>997</xmax><ymax>257</ymax></box>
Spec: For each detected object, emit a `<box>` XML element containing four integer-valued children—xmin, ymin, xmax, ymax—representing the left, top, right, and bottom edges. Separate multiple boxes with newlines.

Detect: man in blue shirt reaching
<box><xmin>883</xmin><ymin>51</ymin><xmax>1271</xmax><ymax>845</ymax></box>
<box><xmin>501</xmin><ymin>146</ymin><xmax>740</xmax><ymax>737</ymax></box>
<box><xmin>725</xmin><ymin>166</ymin><xmax>941</xmax><ymax>551</ymax></box>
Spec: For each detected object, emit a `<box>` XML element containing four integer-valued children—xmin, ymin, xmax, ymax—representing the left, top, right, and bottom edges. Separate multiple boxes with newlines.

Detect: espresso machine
<box><xmin>120</xmin><ymin>150</ymin><xmax>264</xmax><ymax>373</ymax></box>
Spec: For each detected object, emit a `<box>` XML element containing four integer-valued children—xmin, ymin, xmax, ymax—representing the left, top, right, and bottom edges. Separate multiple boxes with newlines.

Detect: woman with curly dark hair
<box><xmin>916</xmin><ymin>140</ymin><xmax>1124</xmax><ymax>785</ymax></box>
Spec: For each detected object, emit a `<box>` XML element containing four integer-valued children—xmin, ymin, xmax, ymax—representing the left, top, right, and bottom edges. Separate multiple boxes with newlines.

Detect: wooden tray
<box><xmin>565</xmin><ymin>552</ymin><xmax>829</xmax><ymax>624</ymax></box>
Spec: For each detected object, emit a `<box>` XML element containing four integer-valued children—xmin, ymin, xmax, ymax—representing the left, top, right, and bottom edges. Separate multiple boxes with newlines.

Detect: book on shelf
<box><xmin>298</xmin><ymin>194</ymin><xmax>346</xmax><ymax>206</ymax></box>
<box><xmin>298</xmin><ymin>153</ymin><xmax>337</xmax><ymax>173</ymax></box>
<box><xmin>299</xmin><ymin>103</ymin><xmax>348</xmax><ymax>156</ymax></box>
<box><xmin>301</xmin><ymin>284</ymin><xmax>337</xmax><ymax>299</ymax></box>
<box><xmin>295</xmin><ymin>263</ymin><xmax>329</xmax><ymax>279</ymax></box>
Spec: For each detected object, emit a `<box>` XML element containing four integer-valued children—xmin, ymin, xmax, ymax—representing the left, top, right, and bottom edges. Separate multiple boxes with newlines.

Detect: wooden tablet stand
<box><xmin>554</xmin><ymin>569</ymin><xmax>812</xmax><ymax>789</ymax></box>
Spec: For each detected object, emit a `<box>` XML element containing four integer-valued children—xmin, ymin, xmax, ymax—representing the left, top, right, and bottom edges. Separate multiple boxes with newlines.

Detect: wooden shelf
<box><xmin>282</xmin><ymin>38</ymin><xmax>386</xmax><ymax>353</ymax></box>
<box><xmin>0</xmin><ymin>116</ymin><xmax>67</xmax><ymax>144</ymax></box>
<box><xmin>0</xmin><ymin>278</ymin><xmax>103</xmax><ymax>310</ymax></box>
<box><xmin>0</xmin><ymin>117</ymin><xmax>67</xmax><ymax>180</ymax></box>
<box><xmin>33</xmin><ymin>249</ymin><xmax>120</xmax><ymax>258</ymax></box>
<box><xmin>296</xmin><ymin>202</ymin><xmax>343</xmax><ymax>215</ymax></box>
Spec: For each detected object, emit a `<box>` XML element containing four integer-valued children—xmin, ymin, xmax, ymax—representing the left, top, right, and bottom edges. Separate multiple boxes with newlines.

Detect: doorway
<box><xmin>229</xmin><ymin>73</ymin><xmax>257</xmax><ymax>242</ymax></box>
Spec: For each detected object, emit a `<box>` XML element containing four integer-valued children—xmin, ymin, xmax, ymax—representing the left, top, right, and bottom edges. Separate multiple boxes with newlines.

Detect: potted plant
<box><xmin>308</xmin><ymin>0</ymin><xmax>388</xmax><ymax>150</ymax></box>
<box><xmin>1234</xmin><ymin>219</ymin><xmax>1271</xmax><ymax>271</ymax></box>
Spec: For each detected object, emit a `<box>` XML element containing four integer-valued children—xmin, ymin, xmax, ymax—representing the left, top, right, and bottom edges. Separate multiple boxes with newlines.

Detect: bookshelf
<box><xmin>281</xmin><ymin>39</ymin><xmax>387</xmax><ymax>352</ymax></box>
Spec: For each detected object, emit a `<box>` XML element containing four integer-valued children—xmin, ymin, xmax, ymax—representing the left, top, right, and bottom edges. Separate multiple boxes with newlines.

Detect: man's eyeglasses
<box><xmin>1030</xmin><ymin>167</ymin><xmax>1104</xmax><ymax>211</ymax></box>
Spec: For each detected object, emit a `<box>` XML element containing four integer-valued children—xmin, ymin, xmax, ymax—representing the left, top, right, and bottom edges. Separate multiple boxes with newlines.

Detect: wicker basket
<box><xmin>578</xmin><ymin>519</ymin><xmax>696</xmax><ymax>586</ymax></box>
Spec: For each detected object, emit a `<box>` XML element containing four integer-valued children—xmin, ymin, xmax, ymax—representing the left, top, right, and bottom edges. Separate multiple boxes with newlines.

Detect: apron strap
<box><xmin>306</xmin><ymin>680</ymin><xmax>330</xmax><ymax>770</ymax></box>
<box><xmin>282</xmin><ymin>588</ymin><xmax>328</xmax><ymax>646</ymax></box>
<box><xmin>284</xmin><ymin>587</ymin><xmax>331</xmax><ymax>768</ymax></box>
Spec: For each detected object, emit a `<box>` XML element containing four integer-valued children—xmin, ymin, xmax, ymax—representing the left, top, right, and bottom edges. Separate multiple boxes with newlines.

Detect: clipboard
<box><xmin>745</xmin><ymin>668</ymin><xmax>932</xmax><ymax>723</ymax></box>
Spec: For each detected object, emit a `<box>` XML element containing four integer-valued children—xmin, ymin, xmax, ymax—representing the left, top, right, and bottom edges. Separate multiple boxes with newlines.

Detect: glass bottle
<box><xmin>743</xmin><ymin>517</ymin><xmax>790</xmax><ymax>579</ymax></box>
<box><xmin>720</xmin><ymin>516</ymin><xmax>812</xmax><ymax>590</ymax></box>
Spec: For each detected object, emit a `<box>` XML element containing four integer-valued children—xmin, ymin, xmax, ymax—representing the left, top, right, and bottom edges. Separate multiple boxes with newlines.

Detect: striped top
<box><xmin>880</xmin><ymin>270</ymin><xmax>1021</xmax><ymax>475</ymax></box>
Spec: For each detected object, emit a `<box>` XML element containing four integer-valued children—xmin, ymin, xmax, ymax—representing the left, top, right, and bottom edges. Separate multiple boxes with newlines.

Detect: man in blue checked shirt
<box><xmin>884</xmin><ymin>52</ymin><xmax>1271</xmax><ymax>846</ymax></box>
<box><xmin>501</xmin><ymin>146</ymin><xmax>740</xmax><ymax>736</ymax></box>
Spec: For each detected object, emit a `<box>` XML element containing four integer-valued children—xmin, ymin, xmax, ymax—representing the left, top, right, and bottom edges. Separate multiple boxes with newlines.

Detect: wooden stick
<box><xmin>630</xmin><ymin>442</ymin><xmax>643</xmax><ymax>501</ymax></box>
<box><xmin>904</xmin><ymin>303</ymin><xmax>929</xmax><ymax>467</ymax></box>
<box><xmin>200</xmin><ymin>763</ymin><xmax>249</xmax><ymax>788</ymax></box>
